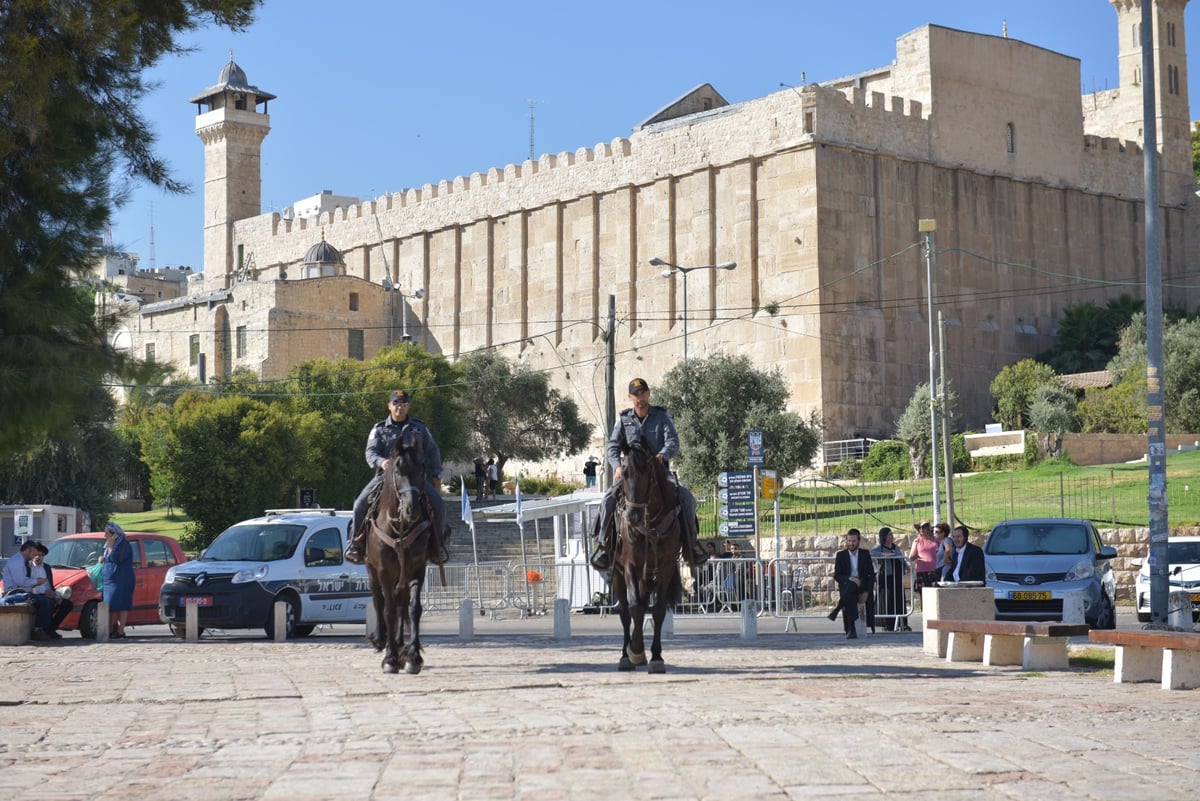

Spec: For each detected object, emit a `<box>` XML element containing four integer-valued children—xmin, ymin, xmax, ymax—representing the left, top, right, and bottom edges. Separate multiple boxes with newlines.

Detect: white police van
<box><xmin>158</xmin><ymin>509</ymin><xmax>370</xmax><ymax>638</ymax></box>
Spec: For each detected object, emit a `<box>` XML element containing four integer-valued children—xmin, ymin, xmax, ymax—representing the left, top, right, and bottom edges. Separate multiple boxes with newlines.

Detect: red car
<box><xmin>42</xmin><ymin>532</ymin><xmax>187</xmax><ymax>638</ymax></box>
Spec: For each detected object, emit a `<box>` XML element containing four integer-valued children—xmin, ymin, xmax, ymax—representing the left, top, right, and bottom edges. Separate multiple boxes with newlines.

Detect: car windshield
<box><xmin>201</xmin><ymin>524</ymin><xmax>306</xmax><ymax>562</ymax></box>
<box><xmin>45</xmin><ymin>538</ymin><xmax>105</xmax><ymax>570</ymax></box>
<box><xmin>985</xmin><ymin>523</ymin><xmax>1089</xmax><ymax>556</ymax></box>
<box><xmin>1168</xmin><ymin>541</ymin><xmax>1200</xmax><ymax>564</ymax></box>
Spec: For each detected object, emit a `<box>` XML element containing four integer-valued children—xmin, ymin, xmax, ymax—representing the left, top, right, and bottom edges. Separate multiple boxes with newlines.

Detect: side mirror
<box><xmin>1098</xmin><ymin>546</ymin><xmax>1118</xmax><ymax>560</ymax></box>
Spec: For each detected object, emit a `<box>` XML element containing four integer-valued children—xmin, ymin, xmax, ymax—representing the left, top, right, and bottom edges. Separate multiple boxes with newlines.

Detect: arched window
<box><xmin>1005</xmin><ymin>123</ymin><xmax>1016</xmax><ymax>154</ymax></box>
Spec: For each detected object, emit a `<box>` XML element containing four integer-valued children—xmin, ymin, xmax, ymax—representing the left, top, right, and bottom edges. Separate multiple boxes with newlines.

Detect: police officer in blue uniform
<box><xmin>346</xmin><ymin>389</ymin><xmax>447</xmax><ymax>564</ymax></box>
<box><xmin>590</xmin><ymin>378</ymin><xmax>709</xmax><ymax>570</ymax></box>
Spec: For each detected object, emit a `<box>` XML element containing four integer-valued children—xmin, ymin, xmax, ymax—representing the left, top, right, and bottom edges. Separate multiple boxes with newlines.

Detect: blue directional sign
<box><xmin>719</xmin><ymin>521</ymin><xmax>756</xmax><ymax>536</ymax></box>
<box><xmin>717</xmin><ymin>487</ymin><xmax>755</xmax><ymax>504</ymax></box>
<box><xmin>719</xmin><ymin>504</ymin><xmax>755</xmax><ymax>520</ymax></box>
<box><xmin>717</xmin><ymin>470</ymin><xmax>754</xmax><ymax>488</ymax></box>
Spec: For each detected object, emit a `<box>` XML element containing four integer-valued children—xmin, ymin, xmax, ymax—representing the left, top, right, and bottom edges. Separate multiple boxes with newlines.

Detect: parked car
<box><xmin>1134</xmin><ymin>536</ymin><xmax>1200</xmax><ymax>622</ymax></box>
<box><xmin>158</xmin><ymin>509</ymin><xmax>369</xmax><ymax>639</ymax></box>
<box><xmin>41</xmin><ymin>532</ymin><xmax>187</xmax><ymax>638</ymax></box>
<box><xmin>984</xmin><ymin>517</ymin><xmax>1117</xmax><ymax>629</ymax></box>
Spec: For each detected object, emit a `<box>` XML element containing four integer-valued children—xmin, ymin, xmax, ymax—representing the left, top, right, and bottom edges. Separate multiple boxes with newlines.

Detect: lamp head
<box><xmin>660</xmin><ymin>269</ymin><xmax>675</xmax><ymax>278</ymax></box>
<box><xmin>413</xmin><ymin>288</ymin><xmax>425</xmax><ymax>300</ymax></box>
<box><xmin>648</xmin><ymin>257</ymin><xmax>667</xmax><ymax>267</ymax></box>
<box><xmin>718</xmin><ymin>261</ymin><xmax>737</xmax><ymax>270</ymax></box>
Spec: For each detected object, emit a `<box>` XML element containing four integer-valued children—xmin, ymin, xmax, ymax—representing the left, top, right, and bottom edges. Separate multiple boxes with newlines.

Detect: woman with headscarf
<box><xmin>101</xmin><ymin>523</ymin><xmax>136</xmax><ymax>638</ymax></box>
<box><xmin>871</xmin><ymin>527</ymin><xmax>911</xmax><ymax>631</ymax></box>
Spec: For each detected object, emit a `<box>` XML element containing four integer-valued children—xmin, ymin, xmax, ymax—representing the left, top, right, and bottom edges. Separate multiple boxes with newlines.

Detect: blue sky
<box><xmin>109</xmin><ymin>0</ymin><xmax>1200</xmax><ymax>270</ymax></box>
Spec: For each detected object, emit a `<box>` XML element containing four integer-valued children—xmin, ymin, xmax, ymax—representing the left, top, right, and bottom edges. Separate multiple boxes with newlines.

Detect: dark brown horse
<box><xmin>364</xmin><ymin>429</ymin><xmax>432</xmax><ymax>674</ymax></box>
<box><xmin>610</xmin><ymin>435</ymin><xmax>683</xmax><ymax>673</ymax></box>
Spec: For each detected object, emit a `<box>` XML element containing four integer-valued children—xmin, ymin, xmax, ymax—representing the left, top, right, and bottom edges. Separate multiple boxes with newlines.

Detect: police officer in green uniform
<box><xmin>590</xmin><ymin>378</ymin><xmax>709</xmax><ymax>570</ymax></box>
<box><xmin>346</xmin><ymin>389</ymin><xmax>447</xmax><ymax>564</ymax></box>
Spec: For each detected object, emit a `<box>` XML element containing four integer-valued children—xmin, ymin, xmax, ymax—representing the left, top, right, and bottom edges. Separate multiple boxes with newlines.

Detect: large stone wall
<box><xmin>1055</xmin><ymin>433</ymin><xmax>1200</xmax><ymax>466</ymax></box>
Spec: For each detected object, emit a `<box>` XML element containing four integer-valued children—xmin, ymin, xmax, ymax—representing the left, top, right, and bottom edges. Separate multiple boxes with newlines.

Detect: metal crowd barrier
<box><xmin>422</xmin><ymin>561</ymin><xmax>513</xmax><ymax>616</ymax></box>
<box><xmin>767</xmin><ymin>554</ymin><xmax>916</xmax><ymax>633</ymax></box>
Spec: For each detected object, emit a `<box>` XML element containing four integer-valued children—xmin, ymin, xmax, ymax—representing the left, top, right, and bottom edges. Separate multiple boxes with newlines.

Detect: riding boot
<box><xmin>684</xmin><ymin>516</ymin><xmax>709</xmax><ymax>567</ymax></box>
<box><xmin>590</xmin><ymin>517</ymin><xmax>614</xmax><ymax>571</ymax></box>
<box><xmin>345</xmin><ymin>522</ymin><xmax>367</xmax><ymax>564</ymax></box>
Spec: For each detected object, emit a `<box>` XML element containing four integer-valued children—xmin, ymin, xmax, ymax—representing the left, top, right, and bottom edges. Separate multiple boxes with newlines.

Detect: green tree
<box><xmin>989</xmin><ymin>359</ymin><xmax>1059</xmax><ymax>430</ymax></box>
<box><xmin>654</xmin><ymin>353</ymin><xmax>821</xmax><ymax>487</ymax></box>
<box><xmin>1028</xmin><ymin>382</ymin><xmax>1077</xmax><ymax>458</ymax></box>
<box><xmin>1036</xmin><ymin>295</ymin><xmax>1143</xmax><ymax>374</ymax></box>
<box><xmin>0</xmin><ymin>0</ymin><xmax>261</xmax><ymax>460</ymax></box>
<box><xmin>149</xmin><ymin>392</ymin><xmax>297</xmax><ymax>549</ymax></box>
<box><xmin>458</xmin><ymin>350</ymin><xmax>591</xmax><ymax>480</ymax></box>
<box><xmin>1077</xmin><ymin>373</ymin><xmax>1147</xmax><ymax>434</ymax></box>
<box><xmin>1108</xmin><ymin>312</ymin><xmax>1200</xmax><ymax>433</ymax></box>
<box><xmin>895</xmin><ymin>381</ymin><xmax>957</xmax><ymax>479</ymax></box>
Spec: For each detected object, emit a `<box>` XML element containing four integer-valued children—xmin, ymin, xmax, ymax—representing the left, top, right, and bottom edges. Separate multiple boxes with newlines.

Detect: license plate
<box><xmin>1192</xmin><ymin>593</ymin><xmax>1200</xmax><ymax>603</ymax></box>
<box><xmin>1009</xmin><ymin>591</ymin><xmax>1052</xmax><ymax>601</ymax></box>
<box><xmin>182</xmin><ymin>596</ymin><xmax>212</xmax><ymax>607</ymax></box>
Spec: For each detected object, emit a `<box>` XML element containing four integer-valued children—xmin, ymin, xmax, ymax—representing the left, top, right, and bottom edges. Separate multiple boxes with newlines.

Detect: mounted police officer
<box><xmin>346</xmin><ymin>389</ymin><xmax>448</xmax><ymax>564</ymax></box>
<box><xmin>590</xmin><ymin>378</ymin><xmax>709</xmax><ymax>571</ymax></box>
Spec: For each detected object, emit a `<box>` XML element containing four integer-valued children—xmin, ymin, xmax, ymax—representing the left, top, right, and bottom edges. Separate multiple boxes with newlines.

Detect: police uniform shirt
<box><xmin>364</xmin><ymin>416</ymin><xmax>443</xmax><ymax>479</ymax></box>
<box><xmin>606</xmin><ymin>405</ymin><xmax>680</xmax><ymax>471</ymax></box>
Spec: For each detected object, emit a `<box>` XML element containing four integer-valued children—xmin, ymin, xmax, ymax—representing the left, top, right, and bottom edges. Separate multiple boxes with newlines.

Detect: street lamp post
<box><xmin>382</xmin><ymin>279</ymin><xmax>425</xmax><ymax>343</ymax></box>
<box><xmin>650</xmin><ymin>257</ymin><xmax>736</xmax><ymax>362</ymax></box>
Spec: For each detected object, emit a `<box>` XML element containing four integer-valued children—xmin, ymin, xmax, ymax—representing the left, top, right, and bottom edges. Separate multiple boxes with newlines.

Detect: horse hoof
<box><xmin>382</xmin><ymin>660</ymin><xmax>399</xmax><ymax>674</ymax></box>
<box><xmin>618</xmin><ymin>657</ymin><xmax>635</xmax><ymax>671</ymax></box>
<box><xmin>648</xmin><ymin>659</ymin><xmax>666</xmax><ymax>674</ymax></box>
<box><xmin>405</xmin><ymin>661</ymin><xmax>422</xmax><ymax>675</ymax></box>
<box><xmin>628</xmin><ymin>650</ymin><xmax>646</xmax><ymax>666</ymax></box>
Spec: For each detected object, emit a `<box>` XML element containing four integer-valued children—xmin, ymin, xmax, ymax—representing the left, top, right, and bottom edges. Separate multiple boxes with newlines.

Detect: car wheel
<box><xmin>1091</xmin><ymin>593</ymin><xmax>1116</xmax><ymax>630</ymax></box>
<box><xmin>264</xmin><ymin>593</ymin><xmax>300</xmax><ymax>639</ymax></box>
<box><xmin>79</xmin><ymin>601</ymin><xmax>99</xmax><ymax>640</ymax></box>
<box><xmin>292</xmin><ymin>624</ymin><xmax>315</xmax><ymax>638</ymax></box>
<box><xmin>1137</xmin><ymin>612</ymin><xmax>1151</xmax><ymax>623</ymax></box>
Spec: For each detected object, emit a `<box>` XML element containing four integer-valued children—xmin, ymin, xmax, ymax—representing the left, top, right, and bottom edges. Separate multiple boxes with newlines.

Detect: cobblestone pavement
<box><xmin>0</xmin><ymin>613</ymin><xmax>1195</xmax><ymax>801</ymax></box>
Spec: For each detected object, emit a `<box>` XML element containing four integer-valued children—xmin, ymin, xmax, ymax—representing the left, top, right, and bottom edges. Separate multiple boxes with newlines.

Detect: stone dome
<box><xmin>303</xmin><ymin>238</ymin><xmax>343</xmax><ymax>266</ymax></box>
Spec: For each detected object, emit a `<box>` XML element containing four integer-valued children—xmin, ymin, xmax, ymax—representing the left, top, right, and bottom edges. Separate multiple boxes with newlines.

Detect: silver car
<box><xmin>1134</xmin><ymin>536</ymin><xmax>1200</xmax><ymax>623</ymax></box>
<box><xmin>984</xmin><ymin>517</ymin><xmax>1117</xmax><ymax>629</ymax></box>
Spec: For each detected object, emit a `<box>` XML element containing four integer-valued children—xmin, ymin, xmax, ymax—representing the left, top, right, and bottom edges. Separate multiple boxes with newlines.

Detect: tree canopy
<box><xmin>989</xmin><ymin>359</ymin><xmax>1059</xmax><ymax>430</ymax></box>
<box><xmin>457</xmin><ymin>350</ymin><xmax>591</xmax><ymax>479</ymax></box>
<box><xmin>0</xmin><ymin>0</ymin><xmax>261</xmax><ymax>460</ymax></box>
<box><xmin>653</xmin><ymin>353</ymin><xmax>821</xmax><ymax>487</ymax></box>
<box><xmin>1107</xmin><ymin>312</ymin><xmax>1200</xmax><ymax>433</ymax></box>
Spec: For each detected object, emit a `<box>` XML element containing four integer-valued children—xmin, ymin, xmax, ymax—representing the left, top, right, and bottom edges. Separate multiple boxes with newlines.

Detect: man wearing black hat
<box><xmin>346</xmin><ymin>389</ymin><xmax>448</xmax><ymax>564</ymax></box>
<box><xmin>590</xmin><ymin>378</ymin><xmax>709</xmax><ymax>570</ymax></box>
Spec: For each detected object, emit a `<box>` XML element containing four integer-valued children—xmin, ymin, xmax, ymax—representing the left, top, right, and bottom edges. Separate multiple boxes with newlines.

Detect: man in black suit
<box><xmin>828</xmin><ymin>529</ymin><xmax>875</xmax><ymax>639</ymax></box>
<box><xmin>946</xmin><ymin>525</ymin><xmax>986</xmax><ymax>583</ymax></box>
<box><xmin>33</xmin><ymin>542</ymin><xmax>73</xmax><ymax>634</ymax></box>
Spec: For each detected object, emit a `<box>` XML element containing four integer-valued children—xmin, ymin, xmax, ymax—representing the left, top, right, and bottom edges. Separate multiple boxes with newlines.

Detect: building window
<box><xmin>1169</xmin><ymin>22</ymin><xmax>1176</xmax><ymax>47</ymax></box>
<box><xmin>1132</xmin><ymin>23</ymin><xmax>1140</xmax><ymax>48</ymax></box>
<box><xmin>349</xmin><ymin>292</ymin><xmax>359</xmax><ymax>312</ymax></box>
<box><xmin>145</xmin><ymin>342</ymin><xmax>155</xmax><ymax>363</ymax></box>
<box><xmin>1005</xmin><ymin>122</ymin><xmax>1016</xmax><ymax>154</ymax></box>
<box><xmin>189</xmin><ymin>334</ymin><xmax>200</xmax><ymax>366</ymax></box>
<box><xmin>236</xmin><ymin>325</ymin><xmax>247</xmax><ymax>359</ymax></box>
<box><xmin>348</xmin><ymin>329</ymin><xmax>364</xmax><ymax>360</ymax></box>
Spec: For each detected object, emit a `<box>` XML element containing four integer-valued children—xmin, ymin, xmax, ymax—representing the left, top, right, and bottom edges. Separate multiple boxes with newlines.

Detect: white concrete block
<box><xmin>1114</xmin><ymin>645</ymin><xmax>1162</xmax><ymax>684</ymax></box>
<box><xmin>1061</xmin><ymin>591</ymin><xmax>1085</xmax><ymax>624</ymax></box>
<box><xmin>1167</xmin><ymin>590</ymin><xmax>1191</xmax><ymax>630</ymax></box>
<box><xmin>365</xmin><ymin>597</ymin><xmax>377</xmax><ymax>641</ymax></box>
<box><xmin>185</xmin><ymin>603</ymin><xmax>199</xmax><ymax>643</ymax></box>
<box><xmin>272</xmin><ymin>601</ymin><xmax>287</xmax><ymax>642</ymax></box>
<box><xmin>983</xmin><ymin>634</ymin><xmax>1023</xmax><ymax>666</ymax></box>
<box><xmin>97</xmin><ymin>602</ymin><xmax>110</xmax><ymax>642</ymax></box>
<box><xmin>1022</xmin><ymin>636</ymin><xmax>1070</xmax><ymax>671</ymax></box>
<box><xmin>1162</xmin><ymin>649</ymin><xmax>1200</xmax><ymax>691</ymax></box>
<box><xmin>740</xmin><ymin>600</ymin><xmax>758</xmax><ymax>639</ymax></box>
<box><xmin>946</xmin><ymin>631</ymin><xmax>984</xmax><ymax>662</ymax></box>
<box><xmin>923</xmin><ymin>586</ymin><xmax>994</xmax><ymax>657</ymax></box>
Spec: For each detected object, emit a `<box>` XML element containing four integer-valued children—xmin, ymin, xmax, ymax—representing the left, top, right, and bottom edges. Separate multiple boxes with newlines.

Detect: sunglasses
<box><xmin>391</xmin><ymin>400</ymin><xmax>409</xmax><ymax>406</ymax></box>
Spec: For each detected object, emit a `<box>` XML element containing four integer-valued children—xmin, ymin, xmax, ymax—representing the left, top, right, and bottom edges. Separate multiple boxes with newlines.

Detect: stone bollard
<box><xmin>663</xmin><ymin>607</ymin><xmax>674</xmax><ymax>636</ymax></box>
<box><xmin>459</xmin><ymin>599</ymin><xmax>475</xmax><ymax>641</ymax></box>
<box><xmin>364</xmin><ymin>597</ymin><xmax>378</xmax><ymax>642</ymax></box>
<box><xmin>185</xmin><ymin>603</ymin><xmax>200</xmax><ymax>642</ymax></box>
<box><xmin>855</xmin><ymin>601</ymin><xmax>867</xmax><ymax>637</ymax></box>
<box><xmin>553</xmin><ymin>598</ymin><xmax>571</xmax><ymax>640</ymax></box>
<box><xmin>1168</xmin><ymin>589</ymin><xmax>1193</xmax><ymax>630</ymax></box>
<box><xmin>97</xmin><ymin>602</ymin><xmax>110</xmax><ymax>642</ymax></box>
<box><xmin>740</xmin><ymin>599</ymin><xmax>758</xmax><ymax>639</ymax></box>
<box><xmin>922</xmin><ymin>586</ymin><xmax>993</xmax><ymax>657</ymax></box>
<box><xmin>272</xmin><ymin>601</ymin><xmax>287</xmax><ymax>642</ymax></box>
<box><xmin>1061</xmin><ymin>591</ymin><xmax>1086</xmax><ymax>624</ymax></box>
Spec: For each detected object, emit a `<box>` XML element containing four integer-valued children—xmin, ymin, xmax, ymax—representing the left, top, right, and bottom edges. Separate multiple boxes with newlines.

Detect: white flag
<box><xmin>461</xmin><ymin>476</ymin><xmax>473</xmax><ymax>527</ymax></box>
<box><xmin>515</xmin><ymin>481</ymin><xmax>524</xmax><ymax>525</ymax></box>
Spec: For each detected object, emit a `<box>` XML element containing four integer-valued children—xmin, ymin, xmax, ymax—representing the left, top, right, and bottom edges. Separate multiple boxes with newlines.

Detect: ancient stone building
<box><xmin>122</xmin><ymin>1</ymin><xmax>1197</xmax><ymax>469</ymax></box>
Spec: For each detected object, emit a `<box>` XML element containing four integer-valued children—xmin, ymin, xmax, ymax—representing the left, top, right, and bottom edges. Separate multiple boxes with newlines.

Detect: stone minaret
<box><xmin>189</xmin><ymin>52</ymin><xmax>275</xmax><ymax>287</ymax></box>
<box><xmin>1110</xmin><ymin>0</ymin><xmax>1192</xmax><ymax>204</ymax></box>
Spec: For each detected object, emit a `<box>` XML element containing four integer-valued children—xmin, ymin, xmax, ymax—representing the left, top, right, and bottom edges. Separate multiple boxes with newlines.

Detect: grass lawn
<box><xmin>109</xmin><ymin>508</ymin><xmax>191</xmax><ymax>541</ymax></box>
<box><xmin>699</xmin><ymin>448</ymin><xmax>1200</xmax><ymax>538</ymax></box>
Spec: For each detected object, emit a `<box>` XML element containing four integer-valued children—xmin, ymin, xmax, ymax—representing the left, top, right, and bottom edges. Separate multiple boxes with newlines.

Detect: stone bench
<box><xmin>1088</xmin><ymin>629</ymin><xmax>1200</xmax><ymax>690</ymax></box>
<box><xmin>927</xmin><ymin>619</ymin><xmax>1090</xmax><ymax>671</ymax></box>
<box><xmin>0</xmin><ymin>604</ymin><xmax>35</xmax><ymax>645</ymax></box>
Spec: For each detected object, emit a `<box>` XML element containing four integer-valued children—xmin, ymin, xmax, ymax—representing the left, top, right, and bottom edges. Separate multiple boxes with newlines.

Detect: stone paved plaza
<box><xmin>0</xmin><ymin>613</ymin><xmax>1195</xmax><ymax>801</ymax></box>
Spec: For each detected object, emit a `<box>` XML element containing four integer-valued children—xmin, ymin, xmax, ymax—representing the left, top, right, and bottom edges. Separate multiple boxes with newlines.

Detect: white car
<box><xmin>1134</xmin><ymin>536</ymin><xmax>1200</xmax><ymax>623</ymax></box>
<box><xmin>158</xmin><ymin>509</ymin><xmax>369</xmax><ymax>638</ymax></box>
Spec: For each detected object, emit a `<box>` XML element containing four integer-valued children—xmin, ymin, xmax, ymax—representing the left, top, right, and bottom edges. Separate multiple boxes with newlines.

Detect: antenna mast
<box><xmin>527</xmin><ymin>98</ymin><xmax>541</xmax><ymax>162</ymax></box>
<box><xmin>148</xmin><ymin>202</ymin><xmax>157</xmax><ymax>270</ymax></box>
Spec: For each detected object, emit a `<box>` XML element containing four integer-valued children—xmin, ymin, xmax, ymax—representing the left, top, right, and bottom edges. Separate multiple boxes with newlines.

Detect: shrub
<box><xmin>826</xmin><ymin>458</ymin><xmax>862</xmax><ymax>479</ymax></box>
<box><xmin>862</xmin><ymin>440</ymin><xmax>912</xmax><ymax>481</ymax></box>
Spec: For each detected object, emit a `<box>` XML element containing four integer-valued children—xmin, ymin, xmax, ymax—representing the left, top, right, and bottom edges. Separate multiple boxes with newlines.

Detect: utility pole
<box><xmin>1141</xmin><ymin>2</ymin><xmax>1169</xmax><ymax>624</ymax></box>
<box><xmin>939</xmin><ymin>310</ymin><xmax>955</xmax><ymax>526</ymax></box>
<box><xmin>920</xmin><ymin>219</ymin><xmax>941</xmax><ymax>525</ymax></box>
<box><xmin>605</xmin><ymin>294</ymin><xmax>616</xmax><ymax>490</ymax></box>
